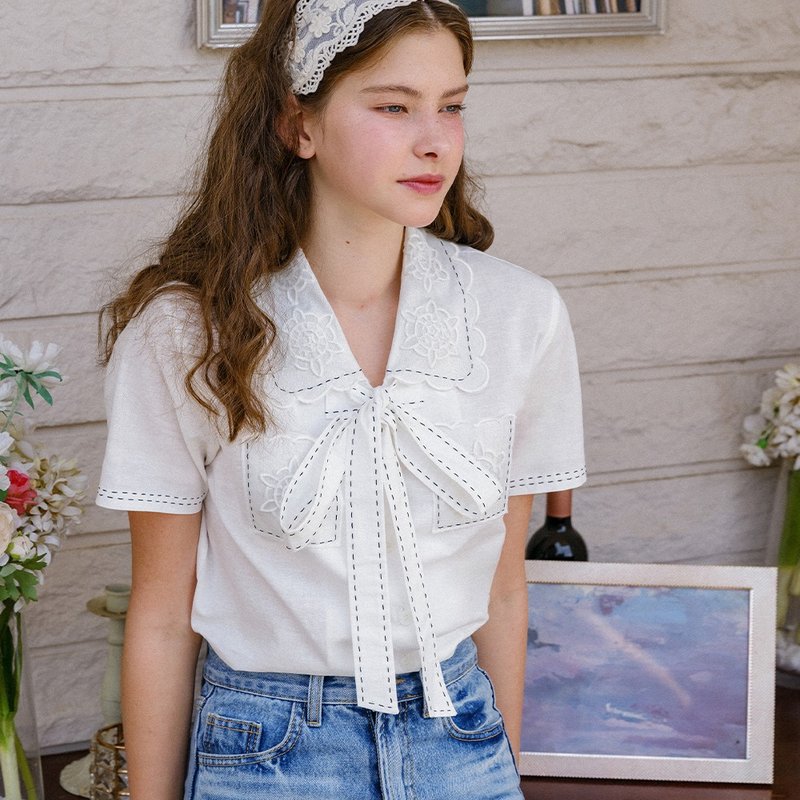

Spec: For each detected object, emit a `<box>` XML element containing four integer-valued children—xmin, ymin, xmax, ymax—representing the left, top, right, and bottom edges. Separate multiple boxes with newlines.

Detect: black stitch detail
<box><xmin>435</xmin><ymin>417</ymin><xmax>514</xmax><ymax>531</ymax></box>
<box><xmin>275</xmin><ymin>368</ymin><xmax>362</xmax><ymax>395</ymax></box>
<box><xmin>394</xmin><ymin>406</ymin><xmax>499</xmax><ymax>515</ymax></box>
<box><xmin>400</xmin><ymin>405</ymin><xmax>498</xmax><ymax>485</ymax></box>
<box><xmin>508</xmin><ymin>466</ymin><xmax>586</xmax><ymax>489</ymax></box>
<box><xmin>347</xmin><ymin>421</ymin><xmax>363</xmax><ymax>696</ymax></box>
<box><xmin>324</xmin><ymin>400</ymin><xmax>423</xmax><ymax>418</ymax></box>
<box><xmin>283</xmin><ymin>424</ymin><xmax>338</xmax><ymax>525</ymax></box>
<box><xmin>245</xmin><ymin>438</ymin><xmax>340</xmax><ymax>547</ymax></box>
<box><xmin>245</xmin><ymin>441</ymin><xmax>257</xmax><ymax>529</ymax></box>
<box><xmin>96</xmin><ymin>488</ymin><xmax>205</xmax><ymax>501</ymax></box>
<box><xmin>96</xmin><ymin>488</ymin><xmax>204</xmax><ymax>507</ymax></box>
<box><xmin>369</xmin><ymin>404</ymin><xmax>395</xmax><ymax>698</ymax></box>
<box><xmin>285</xmin><ymin>423</ymin><xmax>346</xmax><ymax>531</ymax></box>
<box><xmin>382</xmin><ymin>450</ymin><xmax>449</xmax><ymax>714</ymax></box>
<box><xmin>344</xmin><ymin>422</ymin><xmax>393</xmax><ymax>711</ymax></box>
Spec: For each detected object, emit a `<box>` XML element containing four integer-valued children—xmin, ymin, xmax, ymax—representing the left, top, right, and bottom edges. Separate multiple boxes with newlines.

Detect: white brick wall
<box><xmin>2</xmin><ymin>0</ymin><xmax>799</xmax><ymax>749</ymax></box>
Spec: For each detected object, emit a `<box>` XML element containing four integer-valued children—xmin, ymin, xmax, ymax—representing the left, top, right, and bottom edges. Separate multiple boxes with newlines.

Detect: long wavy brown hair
<box><xmin>100</xmin><ymin>0</ymin><xmax>493</xmax><ymax>441</ymax></box>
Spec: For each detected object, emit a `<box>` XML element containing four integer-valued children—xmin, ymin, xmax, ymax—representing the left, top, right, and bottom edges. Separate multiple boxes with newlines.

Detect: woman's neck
<box><xmin>301</xmin><ymin>214</ymin><xmax>405</xmax><ymax>307</ymax></box>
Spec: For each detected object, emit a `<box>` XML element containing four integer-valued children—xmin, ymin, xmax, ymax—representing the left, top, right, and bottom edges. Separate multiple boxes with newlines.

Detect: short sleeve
<box><xmin>507</xmin><ymin>289</ymin><xmax>586</xmax><ymax>495</ymax></box>
<box><xmin>96</xmin><ymin>297</ymin><xmax>221</xmax><ymax>514</ymax></box>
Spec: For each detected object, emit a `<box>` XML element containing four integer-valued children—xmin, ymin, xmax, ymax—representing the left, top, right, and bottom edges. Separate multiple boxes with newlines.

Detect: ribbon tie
<box><xmin>279</xmin><ymin>383</ymin><xmax>503</xmax><ymax>716</ymax></box>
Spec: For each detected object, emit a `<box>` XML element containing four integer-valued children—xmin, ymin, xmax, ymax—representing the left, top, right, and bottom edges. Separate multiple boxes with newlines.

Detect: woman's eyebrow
<box><xmin>360</xmin><ymin>84</ymin><xmax>469</xmax><ymax>99</ymax></box>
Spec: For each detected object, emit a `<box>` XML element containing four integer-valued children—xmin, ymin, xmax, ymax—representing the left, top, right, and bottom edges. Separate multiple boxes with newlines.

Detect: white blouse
<box><xmin>96</xmin><ymin>227</ymin><xmax>585</xmax><ymax>718</ymax></box>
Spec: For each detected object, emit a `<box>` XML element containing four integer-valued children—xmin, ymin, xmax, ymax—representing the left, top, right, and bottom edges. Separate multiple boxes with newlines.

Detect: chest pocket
<box><xmin>243</xmin><ymin>433</ymin><xmax>341</xmax><ymax>547</ymax></box>
<box><xmin>433</xmin><ymin>415</ymin><xmax>514</xmax><ymax>532</ymax></box>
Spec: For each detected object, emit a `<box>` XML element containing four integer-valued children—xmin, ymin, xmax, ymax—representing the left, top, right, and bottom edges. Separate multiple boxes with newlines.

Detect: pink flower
<box><xmin>5</xmin><ymin>470</ymin><xmax>37</xmax><ymax>514</ymax></box>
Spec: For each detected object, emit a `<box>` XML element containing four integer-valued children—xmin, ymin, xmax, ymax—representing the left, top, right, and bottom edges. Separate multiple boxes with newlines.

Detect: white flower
<box><xmin>742</xmin><ymin>413</ymin><xmax>767</xmax><ymax>438</ymax></box>
<box><xmin>0</xmin><ymin>337</ymin><xmax>62</xmax><ymax>383</ymax></box>
<box><xmin>0</xmin><ymin>502</ymin><xmax>18</xmax><ymax>552</ymax></box>
<box><xmin>742</xmin><ymin>364</ymin><xmax>800</xmax><ymax>468</ymax></box>
<box><xmin>760</xmin><ymin>386</ymin><xmax>783</xmax><ymax>420</ymax></box>
<box><xmin>0</xmin><ymin>379</ymin><xmax>15</xmax><ymax>412</ymax></box>
<box><xmin>776</xmin><ymin>364</ymin><xmax>800</xmax><ymax>392</ymax></box>
<box><xmin>7</xmin><ymin>535</ymin><xmax>34</xmax><ymax>561</ymax></box>
<box><xmin>741</xmin><ymin>443</ymin><xmax>772</xmax><ymax>468</ymax></box>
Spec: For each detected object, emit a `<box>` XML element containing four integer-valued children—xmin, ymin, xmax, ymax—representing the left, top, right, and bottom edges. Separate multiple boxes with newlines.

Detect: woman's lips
<box><xmin>398</xmin><ymin>175</ymin><xmax>445</xmax><ymax>195</ymax></box>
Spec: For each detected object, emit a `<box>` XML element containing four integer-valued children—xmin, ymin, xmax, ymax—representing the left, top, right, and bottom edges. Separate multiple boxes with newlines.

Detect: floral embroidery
<box><xmin>401</xmin><ymin>300</ymin><xmax>459</xmax><ymax>368</ymax></box>
<box><xmin>285</xmin><ymin>271</ymin><xmax>309</xmax><ymax>306</ymax></box>
<box><xmin>259</xmin><ymin>456</ymin><xmax>301</xmax><ymax>514</ymax></box>
<box><xmin>307</xmin><ymin>9</ymin><xmax>333</xmax><ymax>37</ymax></box>
<box><xmin>284</xmin><ymin>309</ymin><xmax>344</xmax><ymax>377</ymax></box>
<box><xmin>289</xmin><ymin>0</ymin><xmax>420</xmax><ymax>95</ymax></box>
<box><xmin>406</xmin><ymin>236</ymin><xmax>448</xmax><ymax>293</ymax></box>
<box><xmin>261</xmin><ymin>228</ymin><xmax>489</xmax><ymax>398</ymax></box>
<box><xmin>473</xmin><ymin>439</ymin><xmax>506</xmax><ymax>481</ymax></box>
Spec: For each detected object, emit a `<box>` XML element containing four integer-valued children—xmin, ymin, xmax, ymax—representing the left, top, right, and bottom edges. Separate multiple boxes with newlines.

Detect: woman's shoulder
<box><xmin>432</xmin><ymin>233</ymin><xmax>561</xmax><ymax>314</ymax></box>
<box><xmin>112</xmin><ymin>284</ymin><xmax>204</xmax><ymax>363</ymax></box>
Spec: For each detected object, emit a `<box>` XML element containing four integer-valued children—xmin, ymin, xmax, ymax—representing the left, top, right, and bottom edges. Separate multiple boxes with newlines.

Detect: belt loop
<box><xmin>306</xmin><ymin>675</ymin><xmax>324</xmax><ymax>727</ymax></box>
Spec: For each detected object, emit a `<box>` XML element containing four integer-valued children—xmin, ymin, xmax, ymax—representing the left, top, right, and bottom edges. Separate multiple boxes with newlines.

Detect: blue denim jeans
<box><xmin>184</xmin><ymin>637</ymin><xmax>523</xmax><ymax>799</ymax></box>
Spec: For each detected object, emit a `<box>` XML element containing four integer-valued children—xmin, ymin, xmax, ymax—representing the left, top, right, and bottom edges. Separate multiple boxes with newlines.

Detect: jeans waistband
<box><xmin>202</xmin><ymin>637</ymin><xmax>477</xmax><ymax>706</ymax></box>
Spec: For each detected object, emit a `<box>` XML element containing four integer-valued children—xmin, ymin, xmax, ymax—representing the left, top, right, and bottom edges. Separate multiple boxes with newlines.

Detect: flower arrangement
<box><xmin>741</xmin><ymin>364</ymin><xmax>800</xmax><ymax>471</ymax></box>
<box><xmin>0</xmin><ymin>337</ymin><xmax>87</xmax><ymax>800</ymax></box>
<box><xmin>741</xmin><ymin>363</ymin><xmax>800</xmax><ymax>658</ymax></box>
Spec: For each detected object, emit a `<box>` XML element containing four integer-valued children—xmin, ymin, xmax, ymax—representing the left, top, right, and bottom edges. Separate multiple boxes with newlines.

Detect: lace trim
<box><xmin>289</xmin><ymin>0</ymin><xmax>420</xmax><ymax>95</ymax></box>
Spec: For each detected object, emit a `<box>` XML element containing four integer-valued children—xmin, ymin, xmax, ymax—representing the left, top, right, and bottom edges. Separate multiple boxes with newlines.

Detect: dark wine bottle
<box><xmin>525</xmin><ymin>514</ymin><xmax>588</xmax><ymax>561</ymax></box>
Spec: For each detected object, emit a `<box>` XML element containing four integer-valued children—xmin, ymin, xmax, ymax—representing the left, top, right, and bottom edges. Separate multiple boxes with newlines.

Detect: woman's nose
<box><xmin>412</xmin><ymin>115</ymin><xmax>456</xmax><ymax>160</ymax></box>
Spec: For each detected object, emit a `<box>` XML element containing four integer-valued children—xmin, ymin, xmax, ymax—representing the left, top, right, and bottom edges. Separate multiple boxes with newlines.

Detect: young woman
<box><xmin>96</xmin><ymin>0</ymin><xmax>585</xmax><ymax>797</ymax></box>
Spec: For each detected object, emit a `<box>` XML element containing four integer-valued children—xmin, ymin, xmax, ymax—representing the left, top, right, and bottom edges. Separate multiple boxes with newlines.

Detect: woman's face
<box><xmin>297</xmin><ymin>27</ymin><xmax>468</xmax><ymax>232</ymax></box>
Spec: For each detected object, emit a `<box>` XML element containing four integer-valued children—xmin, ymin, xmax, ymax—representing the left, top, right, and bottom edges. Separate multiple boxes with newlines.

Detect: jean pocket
<box><xmin>441</xmin><ymin>666</ymin><xmax>506</xmax><ymax>742</ymax></box>
<box><xmin>197</xmin><ymin>689</ymin><xmax>303</xmax><ymax>766</ymax></box>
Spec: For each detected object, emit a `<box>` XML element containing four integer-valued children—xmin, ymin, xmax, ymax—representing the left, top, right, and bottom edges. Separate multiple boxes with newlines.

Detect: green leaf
<box><xmin>19</xmin><ymin>583</ymin><xmax>37</xmax><ymax>602</ymax></box>
<box><xmin>33</xmin><ymin>369</ymin><xmax>61</xmax><ymax>381</ymax></box>
<box><xmin>0</xmin><ymin>565</ymin><xmax>19</xmax><ymax>578</ymax></box>
<box><xmin>28</xmin><ymin>377</ymin><xmax>53</xmax><ymax>407</ymax></box>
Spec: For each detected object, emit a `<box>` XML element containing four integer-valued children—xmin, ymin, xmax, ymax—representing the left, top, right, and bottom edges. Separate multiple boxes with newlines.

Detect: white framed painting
<box><xmin>521</xmin><ymin>561</ymin><xmax>776</xmax><ymax>784</ymax></box>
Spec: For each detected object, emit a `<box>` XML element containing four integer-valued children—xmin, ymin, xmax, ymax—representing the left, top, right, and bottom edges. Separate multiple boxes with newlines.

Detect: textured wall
<box><xmin>2</xmin><ymin>0</ymin><xmax>799</xmax><ymax>749</ymax></box>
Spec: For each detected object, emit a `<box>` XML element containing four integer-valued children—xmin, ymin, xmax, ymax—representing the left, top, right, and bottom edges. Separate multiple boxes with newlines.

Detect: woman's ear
<box><xmin>280</xmin><ymin>94</ymin><xmax>316</xmax><ymax>160</ymax></box>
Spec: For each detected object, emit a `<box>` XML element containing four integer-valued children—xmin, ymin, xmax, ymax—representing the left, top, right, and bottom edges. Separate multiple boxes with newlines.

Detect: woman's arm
<box><xmin>122</xmin><ymin>510</ymin><xmax>203</xmax><ymax>800</ymax></box>
<box><xmin>472</xmin><ymin>493</ymin><xmax>533</xmax><ymax>762</ymax></box>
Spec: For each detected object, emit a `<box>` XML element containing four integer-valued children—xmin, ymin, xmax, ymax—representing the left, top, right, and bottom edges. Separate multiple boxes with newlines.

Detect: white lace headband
<box><xmin>288</xmin><ymin>0</ymin><xmax>454</xmax><ymax>96</ymax></box>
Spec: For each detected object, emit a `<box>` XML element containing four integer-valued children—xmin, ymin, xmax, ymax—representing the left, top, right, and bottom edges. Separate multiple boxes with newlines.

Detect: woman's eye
<box><xmin>379</xmin><ymin>105</ymin><xmax>406</xmax><ymax>114</ymax></box>
<box><xmin>442</xmin><ymin>104</ymin><xmax>466</xmax><ymax>114</ymax></box>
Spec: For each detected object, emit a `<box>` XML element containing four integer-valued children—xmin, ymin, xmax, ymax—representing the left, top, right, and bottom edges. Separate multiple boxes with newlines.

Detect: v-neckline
<box><xmin>297</xmin><ymin>234</ymin><xmax>409</xmax><ymax>390</ymax></box>
<box><xmin>265</xmin><ymin>227</ymin><xmax>488</xmax><ymax>400</ymax></box>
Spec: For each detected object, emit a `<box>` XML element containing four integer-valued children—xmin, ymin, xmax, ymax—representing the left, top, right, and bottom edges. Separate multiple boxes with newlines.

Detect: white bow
<box><xmin>279</xmin><ymin>383</ymin><xmax>502</xmax><ymax>716</ymax></box>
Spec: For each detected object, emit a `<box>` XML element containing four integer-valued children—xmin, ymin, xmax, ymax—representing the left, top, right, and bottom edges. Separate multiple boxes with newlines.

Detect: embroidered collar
<box><xmin>262</xmin><ymin>228</ymin><xmax>488</xmax><ymax>403</ymax></box>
